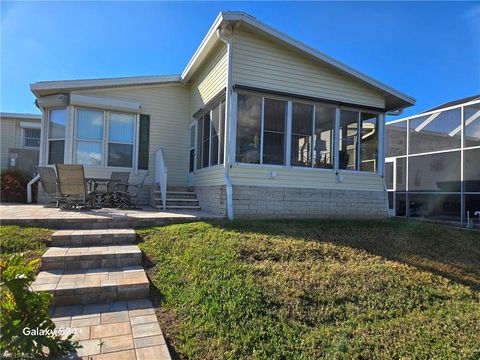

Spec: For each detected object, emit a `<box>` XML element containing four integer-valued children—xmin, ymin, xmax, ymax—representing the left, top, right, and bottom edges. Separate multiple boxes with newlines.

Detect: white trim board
<box><xmin>70</xmin><ymin>94</ymin><xmax>141</xmax><ymax>113</ymax></box>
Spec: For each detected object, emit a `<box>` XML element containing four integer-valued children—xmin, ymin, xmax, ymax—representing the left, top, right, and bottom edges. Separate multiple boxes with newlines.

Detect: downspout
<box><xmin>217</xmin><ymin>27</ymin><xmax>234</xmax><ymax>220</ymax></box>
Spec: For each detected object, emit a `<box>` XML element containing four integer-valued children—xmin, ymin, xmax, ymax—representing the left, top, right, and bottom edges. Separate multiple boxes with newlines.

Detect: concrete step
<box><xmin>154</xmin><ymin>191</ymin><xmax>197</xmax><ymax>199</ymax></box>
<box><xmin>32</xmin><ymin>266</ymin><xmax>149</xmax><ymax>306</ymax></box>
<box><xmin>51</xmin><ymin>229</ymin><xmax>136</xmax><ymax>247</ymax></box>
<box><xmin>41</xmin><ymin>245</ymin><xmax>142</xmax><ymax>270</ymax></box>
<box><xmin>154</xmin><ymin>198</ymin><xmax>199</xmax><ymax>207</ymax></box>
<box><xmin>156</xmin><ymin>205</ymin><xmax>201</xmax><ymax>210</ymax></box>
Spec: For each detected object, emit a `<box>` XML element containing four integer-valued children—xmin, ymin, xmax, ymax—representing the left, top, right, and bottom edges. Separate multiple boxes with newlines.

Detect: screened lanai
<box><xmin>385</xmin><ymin>96</ymin><xmax>480</xmax><ymax>222</ymax></box>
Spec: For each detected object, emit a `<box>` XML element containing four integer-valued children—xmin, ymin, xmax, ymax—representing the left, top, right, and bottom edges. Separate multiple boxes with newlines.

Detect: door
<box><xmin>385</xmin><ymin>158</ymin><xmax>396</xmax><ymax>216</ymax></box>
<box><xmin>187</xmin><ymin>121</ymin><xmax>196</xmax><ymax>186</ymax></box>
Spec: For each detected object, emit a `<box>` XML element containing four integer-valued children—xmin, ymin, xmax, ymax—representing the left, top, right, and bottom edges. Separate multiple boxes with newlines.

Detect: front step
<box><xmin>154</xmin><ymin>191</ymin><xmax>197</xmax><ymax>199</ymax></box>
<box><xmin>41</xmin><ymin>245</ymin><xmax>142</xmax><ymax>270</ymax></box>
<box><xmin>156</xmin><ymin>205</ymin><xmax>201</xmax><ymax>210</ymax></box>
<box><xmin>51</xmin><ymin>229</ymin><xmax>136</xmax><ymax>247</ymax></box>
<box><xmin>153</xmin><ymin>189</ymin><xmax>201</xmax><ymax>210</ymax></box>
<box><xmin>31</xmin><ymin>266</ymin><xmax>149</xmax><ymax>306</ymax></box>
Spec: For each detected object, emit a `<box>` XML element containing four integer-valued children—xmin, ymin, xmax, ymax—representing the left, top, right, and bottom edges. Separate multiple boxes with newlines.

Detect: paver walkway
<box><xmin>31</xmin><ymin>229</ymin><xmax>171</xmax><ymax>359</ymax></box>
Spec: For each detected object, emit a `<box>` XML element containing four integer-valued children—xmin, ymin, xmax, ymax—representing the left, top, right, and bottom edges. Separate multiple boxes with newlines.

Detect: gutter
<box><xmin>216</xmin><ymin>27</ymin><xmax>234</xmax><ymax>220</ymax></box>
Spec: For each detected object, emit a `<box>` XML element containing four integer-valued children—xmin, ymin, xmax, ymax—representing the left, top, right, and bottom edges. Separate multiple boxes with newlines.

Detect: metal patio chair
<box><xmin>35</xmin><ymin>166</ymin><xmax>66</xmax><ymax>207</ymax></box>
<box><xmin>94</xmin><ymin>171</ymin><xmax>130</xmax><ymax>207</ymax></box>
<box><xmin>113</xmin><ymin>172</ymin><xmax>148</xmax><ymax>209</ymax></box>
<box><xmin>55</xmin><ymin>164</ymin><xmax>96</xmax><ymax>209</ymax></box>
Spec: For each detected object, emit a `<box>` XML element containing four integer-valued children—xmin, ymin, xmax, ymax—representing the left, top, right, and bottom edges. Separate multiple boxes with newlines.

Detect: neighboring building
<box><xmin>0</xmin><ymin>112</ymin><xmax>42</xmax><ymax>174</ymax></box>
<box><xmin>30</xmin><ymin>11</ymin><xmax>415</xmax><ymax>219</ymax></box>
<box><xmin>385</xmin><ymin>95</ymin><xmax>480</xmax><ymax>222</ymax></box>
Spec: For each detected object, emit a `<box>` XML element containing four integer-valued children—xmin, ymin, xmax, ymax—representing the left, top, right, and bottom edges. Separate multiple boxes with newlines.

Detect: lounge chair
<box><xmin>35</xmin><ymin>166</ymin><xmax>66</xmax><ymax>207</ymax></box>
<box><xmin>113</xmin><ymin>172</ymin><xmax>148</xmax><ymax>209</ymax></box>
<box><xmin>55</xmin><ymin>164</ymin><xmax>96</xmax><ymax>209</ymax></box>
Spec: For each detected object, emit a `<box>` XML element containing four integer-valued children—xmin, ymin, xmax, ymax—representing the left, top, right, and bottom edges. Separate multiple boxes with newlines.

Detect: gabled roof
<box><xmin>0</xmin><ymin>112</ymin><xmax>41</xmax><ymax>120</ymax></box>
<box><xmin>30</xmin><ymin>11</ymin><xmax>415</xmax><ymax>111</ymax></box>
<box><xmin>31</xmin><ymin>75</ymin><xmax>181</xmax><ymax>97</ymax></box>
<box><xmin>182</xmin><ymin>11</ymin><xmax>416</xmax><ymax>111</ymax></box>
<box><xmin>421</xmin><ymin>95</ymin><xmax>480</xmax><ymax>113</ymax></box>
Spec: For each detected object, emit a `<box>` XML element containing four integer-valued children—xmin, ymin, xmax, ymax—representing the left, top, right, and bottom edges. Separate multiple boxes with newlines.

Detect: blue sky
<box><xmin>1</xmin><ymin>1</ymin><xmax>479</xmax><ymax>118</ymax></box>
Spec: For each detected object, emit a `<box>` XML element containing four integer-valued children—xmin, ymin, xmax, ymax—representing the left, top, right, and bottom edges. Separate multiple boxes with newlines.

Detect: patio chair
<box><xmin>35</xmin><ymin>166</ymin><xmax>66</xmax><ymax>207</ymax></box>
<box><xmin>95</xmin><ymin>171</ymin><xmax>130</xmax><ymax>207</ymax></box>
<box><xmin>113</xmin><ymin>172</ymin><xmax>148</xmax><ymax>209</ymax></box>
<box><xmin>55</xmin><ymin>164</ymin><xmax>96</xmax><ymax>209</ymax></box>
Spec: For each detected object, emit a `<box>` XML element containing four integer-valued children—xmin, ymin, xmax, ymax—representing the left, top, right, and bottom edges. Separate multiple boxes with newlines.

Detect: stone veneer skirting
<box><xmin>195</xmin><ymin>185</ymin><xmax>387</xmax><ymax>219</ymax></box>
<box><xmin>195</xmin><ymin>185</ymin><xmax>227</xmax><ymax>216</ymax></box>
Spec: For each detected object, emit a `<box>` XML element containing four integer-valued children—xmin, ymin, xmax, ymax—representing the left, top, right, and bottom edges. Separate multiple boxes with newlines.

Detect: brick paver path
<box><xmin>31</xmin><ymin>229</ymin><xmax>171</xmax><ymax>359</ymax></box>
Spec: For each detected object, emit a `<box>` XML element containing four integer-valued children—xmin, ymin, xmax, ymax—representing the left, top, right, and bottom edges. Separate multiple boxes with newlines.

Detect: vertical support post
<box><xmin>285</xmin><ymin>101</ymin><xmax>292</xmax><ymax>167</ymax></box>
<box><xmin>378</xmin><ymin>113</ymin><xmax>385</xmax><ymax>176</ymax></box>
<box><xmin>460</xmin><ymin>105</ymin><xmax>465</xmax><ymax>223</ymax></box>
<box><xmin>334</xmin><ymin>107</ymin><xmax>340</xmax><ymax>172</ymax></box>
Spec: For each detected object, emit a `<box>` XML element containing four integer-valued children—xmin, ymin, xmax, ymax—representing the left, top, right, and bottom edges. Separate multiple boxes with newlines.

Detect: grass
<box><xmin>138</xmin><ymin>219</ymin><xmax>480</xmax><ymax>360</ymax></box>
<box><xmin>0</xmin><ymin>226</ymin><xmax>53</xmax><ymax>263</ymax></box>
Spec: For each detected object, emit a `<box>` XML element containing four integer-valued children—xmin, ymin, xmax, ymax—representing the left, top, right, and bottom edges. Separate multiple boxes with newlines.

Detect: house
<box><xmin>30</xmin><ymin>11</ymin><xmax>416</xmax><ymax>219</ymax></box>
<box><xmin>0</xmin><ymin>112</ymin><xmax>42</xmax><ymax>174</ymax></box>
<box><xmin>385</xmin><ymin>95</ymin><xmax>480</xmax><ymax>222</ymax></box>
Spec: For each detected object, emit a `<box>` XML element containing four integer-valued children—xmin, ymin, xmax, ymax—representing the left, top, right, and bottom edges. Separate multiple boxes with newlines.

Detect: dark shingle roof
<box><xmin>422</xmin><ymin>95</ymin><xmax>480</xmax><ymax>113</ymax></box>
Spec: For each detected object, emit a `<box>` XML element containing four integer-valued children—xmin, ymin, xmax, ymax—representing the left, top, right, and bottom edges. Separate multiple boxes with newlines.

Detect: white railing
<box><xmin>27</xmin><ymin>173</ymin><xmax>40</xmax><ymax>203</ymax></box>
<box><xmin>154</xmin><ymin>147</ymin><xmax>168</xmax><ymax>210</ymax></box>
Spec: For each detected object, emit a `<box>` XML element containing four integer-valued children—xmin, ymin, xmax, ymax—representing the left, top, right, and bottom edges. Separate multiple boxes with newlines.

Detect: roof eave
<box><xmin>30</xmin><ymin>75</ymin><xmax>182</xmax><ymax>97</ymax></box>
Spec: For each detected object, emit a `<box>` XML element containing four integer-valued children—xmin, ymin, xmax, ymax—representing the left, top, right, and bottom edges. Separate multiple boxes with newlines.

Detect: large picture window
<box><xmin>196</xmin><ymin>100</ymin><xmax>225</xmax><ymax>170</ymax></box>
<box><xmin>263</xmin><ymin>98</ymin><xmax>287</xmax><ymax>165</ymax></box>
<box><xmin>339</xmin><ymin>110</ymin><xmax>358</xmax><ymax>170</ymax></box>
<box><xmin>76</xmin><ymin>109</ymin><xmax>104</xmax><ymax>166</ymax></box>
<box><xmin>48</xmin><ymin>108</ymin><xmax>67</xmax><ymax>165</ymax></box>
<box><xmin>74</xmin><ymin>108</ymin><xmax>136</xmax><ymax>168</ymax></box>
<box><xmin>235</xmin><ymin>92</ymin><xmax>380</xmax><ymax>172</ymax></box>
<box><xmin>236</xmin><ymin>94</ymin><xmax>261</xmax><ymax>164</ymax></box>
<box><xmin>314</xmin><ymin>105</ymin><xmax>335</xmax><ymax>169</ymax></box>
<box><xmin>291</xmin><ymin>102</ymin><xmax>313</xmax><ymax>167</ymax></box>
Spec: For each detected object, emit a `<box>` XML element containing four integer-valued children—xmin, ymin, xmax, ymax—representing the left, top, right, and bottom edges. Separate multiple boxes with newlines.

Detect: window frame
<box><xmin>46</xmin><ymin>107</ymin><xmax>67</xmax><ymax>165</ymax></box>
<box><xmin>107</xmin><ymin>111</ymin><xmax>136</xmax><ymax>168</ymax></box>
<box><xmin>22</xmin><ymin>127</ymin><xmax>41</xmax><ymax>149</ymax></box>
<box><xmin>73</xmin><ymin>107</ymin><xmax>138</xmax><ymax>169</ymax></box>
<box><xmin>234</xmin><ymin>90</ymin><xmax>381</xmax><ymax>174</ymax></box>
<box><xmin>194</xmin><ymin>99</ymin><xmax>225</xmax><ymax>171</ymax></box>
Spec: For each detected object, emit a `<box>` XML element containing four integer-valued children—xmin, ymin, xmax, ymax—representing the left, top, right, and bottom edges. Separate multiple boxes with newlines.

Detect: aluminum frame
<box><xmin>386</xmin><ymin>99</ymin><xmax>480</xmax><ymax>222</ymax></box>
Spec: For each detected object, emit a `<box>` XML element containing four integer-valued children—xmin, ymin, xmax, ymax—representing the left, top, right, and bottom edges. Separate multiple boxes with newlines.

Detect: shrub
<box><xmin>0</xmin><ymin>168</ymin><xmax>32</xmax><ymax>203</ymax></box>
<box><xmin>0</xmin><ymin>254</ymin><xmax>79</xmax><ymax>358</ymax></box>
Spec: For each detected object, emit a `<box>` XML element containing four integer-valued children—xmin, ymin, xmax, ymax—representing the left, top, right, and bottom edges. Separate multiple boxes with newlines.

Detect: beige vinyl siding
<box><xmin>232</xmin><ymin>29</ymin><xmax>385</xmax><ymax>109</ymax></box>
<box><xmin>190</xmin><ymin>43</ymin><xmax>227</xmax><ymax>117</ymax></box>
<box><xmin>74</xmin><ymin>84</ymin><xmax>190</xmax><ymax>185</ymax></box>
<box><xmin>194</xmin><ymin>166</ymin><xmax>225</xmax><ymax>186</ymax></box>
<box><xmin>0</xmin><ymin>118</ymin><xmax>16</xmax><ymax>169</ymax></box>
<box><xmin>230</xmin><ymin>165</ymin><xmax>385</xmax><ymax>192</ymax></box>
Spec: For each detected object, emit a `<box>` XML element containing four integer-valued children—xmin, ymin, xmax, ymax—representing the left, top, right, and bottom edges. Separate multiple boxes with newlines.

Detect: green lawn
<box><xmin>138</xmin><ymin>219</ymin><xmax>480</xmax><ymax>360</ymax></box>
<box><xmin>0</xmin><ymin>226</ymin><xmax>53</xmax><ymax>264</ymax></box>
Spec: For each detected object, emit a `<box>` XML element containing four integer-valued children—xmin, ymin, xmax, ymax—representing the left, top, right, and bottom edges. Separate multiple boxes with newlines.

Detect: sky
<box><xmin>1</xmin><ymin>1</ymin><xmax>479</xmax><ymax>119</ymax></box>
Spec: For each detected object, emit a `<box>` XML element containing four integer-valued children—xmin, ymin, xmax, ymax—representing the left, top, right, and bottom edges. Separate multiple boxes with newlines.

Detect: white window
<box><xmin>108</xmin><ymin>112</ymin><xmax>135</xmax><ymax>167</ymax></box>
<box><xmin>48</xmin><ymin>108</ymin><xmax>67</xmax><ymax>164</ymax></box>
<box><xmin>76</xmin><ymin>109</ymin><xmax>104</xmax><ymax>166</ymax></box>
<box><xmin>23</xmin><ymin>128</ymin><xmax>41</xmax><ymax>148</ymax></box>
<box><xmin>74</xmin><ymin>108</ymin><xmax>136</xmax><ymax>168</ymax></box>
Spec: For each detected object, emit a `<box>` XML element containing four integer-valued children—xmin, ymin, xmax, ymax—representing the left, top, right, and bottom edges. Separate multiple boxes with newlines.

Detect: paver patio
<box><xmin>51</xmin><ymin>299</ymin><xmax>170</xmax><ymax>359</ymax></box>
<box><xmin>0</xmin><ymin>203</ymin><xmax>222</xmax><ymax>229</ymax></box>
